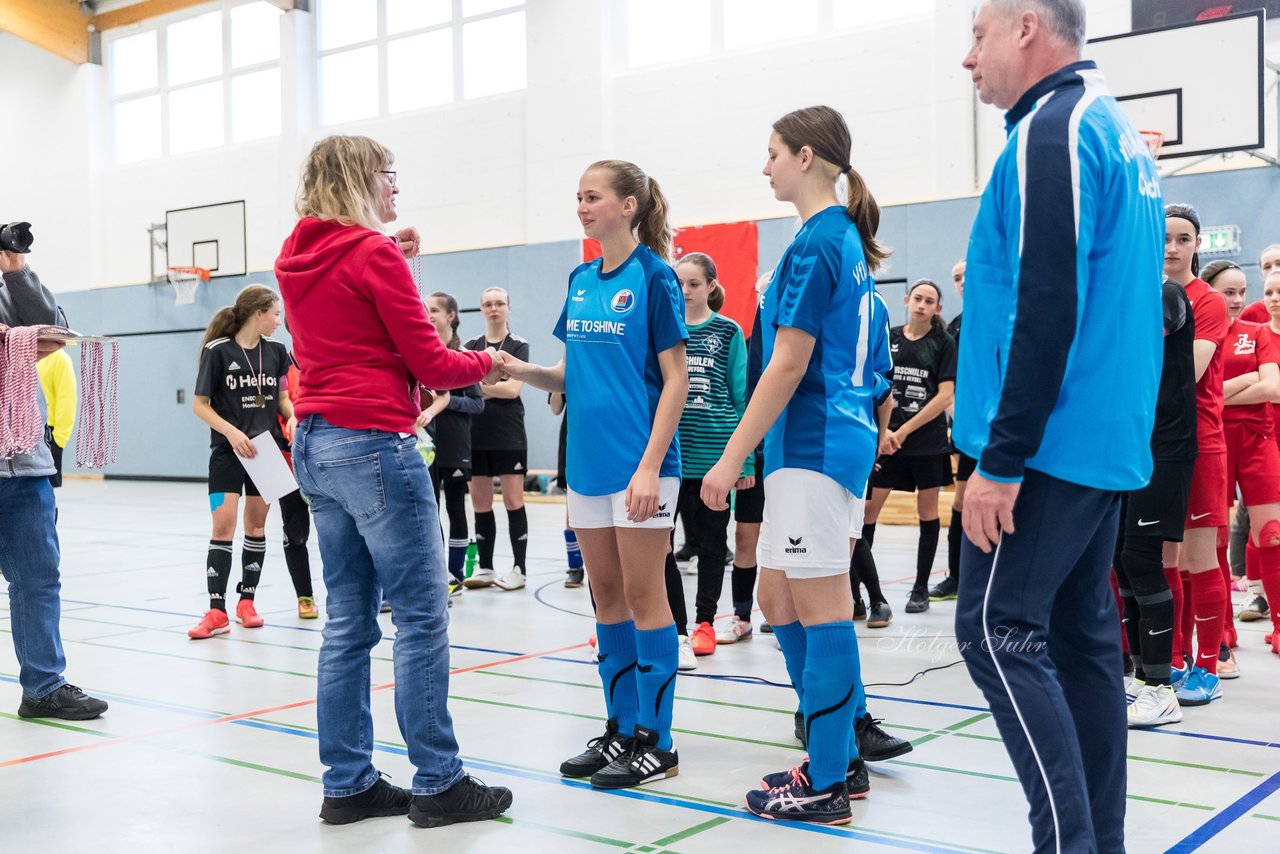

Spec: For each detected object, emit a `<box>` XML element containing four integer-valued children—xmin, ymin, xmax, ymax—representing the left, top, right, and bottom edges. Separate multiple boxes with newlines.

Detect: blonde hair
<box><xmin>588</xmin><ymin>159</ymin><xmax>672</xmax><ymax>261</ymax></box>
<box><xmin>296</xmin><ymin>135</ymin><xmax>393</xmax><ymax>231</ymax></box>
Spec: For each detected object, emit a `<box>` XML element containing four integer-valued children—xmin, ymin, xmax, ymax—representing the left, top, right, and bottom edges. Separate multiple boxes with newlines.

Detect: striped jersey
<box><xmin>759</xmin><ymin>205</ymin><xmax>891</xmax><ymax>498</ymax></box>
<box><xmin>679</xmin><ymin>312</ymin><xmax>749</xmax><ymax>478</ymax></box>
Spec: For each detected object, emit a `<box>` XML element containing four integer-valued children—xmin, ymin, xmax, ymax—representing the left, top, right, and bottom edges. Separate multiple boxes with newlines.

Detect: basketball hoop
<box><xmin>167</xmin><ymin>265</ymin><xmax>210</xmax><ymax>306</ymax></box>
<box><xmin>1140</xmin><ymin>130</ymin><xmax>1165</xmax><ymax>160</ymax></box>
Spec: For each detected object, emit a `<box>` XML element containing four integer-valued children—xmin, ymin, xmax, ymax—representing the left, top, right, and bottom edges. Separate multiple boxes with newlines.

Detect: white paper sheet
<box><xmin>239</xmin><ymin>432</ymin><xmax>298</xmax><ymax>503</ymax></box>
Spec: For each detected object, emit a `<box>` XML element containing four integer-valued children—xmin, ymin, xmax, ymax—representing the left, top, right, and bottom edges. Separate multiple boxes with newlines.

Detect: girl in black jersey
<box><xmin>463</xmin><ymin>287</ymin><xmax>531</xmax><ymax>591</ymax></box>
<box><xmin>190</xmin><ymin>285</ymin><xmax>292</xmax><ymax>639</ymax></box>
<box><xmin>935</xmin><ymin>260</ymin><xmax>970</xmax><ymax>601</ymax></box>
<box><xmin>864</xmin><ymin>279</ymin><xmax>957</xmax><ymax>614</ymax></box>
<box><xmin>424</xmin><ymin>292</ymin><xmax>485</xmax><ymax>597</ymax></box>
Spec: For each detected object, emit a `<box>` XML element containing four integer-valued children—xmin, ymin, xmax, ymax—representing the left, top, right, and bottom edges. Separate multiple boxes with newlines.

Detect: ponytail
<box><xmin>708</xmin><ymin>282</ymin><xmax>726</xmax><ymax>312</ymax></box>
<box><xmin>589</xmin><ymin>159</ymin><xmax>672</xmax><ymax>261</ymax></box>
<box><xmin>845</xmin><ymin>167</ymin><xmax>889</xmax><ymax>273</ymax></box>
<box><xmin>199</xmin><ymin>284</ymin><xmax>279</xmax><ymax>363</ymax></box>
<box><xmin>199</xmin><ymin>307</ymin><xmax>240</xmax><ymax>359</ymax></box>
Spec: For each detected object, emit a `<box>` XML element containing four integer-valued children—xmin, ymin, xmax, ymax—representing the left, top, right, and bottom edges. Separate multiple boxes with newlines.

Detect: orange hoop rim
<box><xmin>1139</xmin><ymin>129</ymin><xmax>1165</xmax><ymax>158</ymax></box>
<box><xmin>167</xmin><ymin>265</ymin><xmax>211</xmax><ymax>282</ymax></box>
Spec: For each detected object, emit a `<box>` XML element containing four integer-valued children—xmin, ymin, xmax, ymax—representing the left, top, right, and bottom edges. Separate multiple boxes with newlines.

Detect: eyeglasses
<box><xmin>378</xmin><ymin>170</ymin><xmax>397</xmax><ymax>186</ymax></box>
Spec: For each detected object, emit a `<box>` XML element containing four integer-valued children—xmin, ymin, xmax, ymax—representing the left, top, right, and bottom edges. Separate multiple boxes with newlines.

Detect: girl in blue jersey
<box><xmin>703</xmin><ymin>106</ymin><xmax>891</xmax><ymax>826</ymax></box>
<box><xmin>498</xmin><ymin>159</ymin><xmax>689</xmax><ymax>790</ymax></box>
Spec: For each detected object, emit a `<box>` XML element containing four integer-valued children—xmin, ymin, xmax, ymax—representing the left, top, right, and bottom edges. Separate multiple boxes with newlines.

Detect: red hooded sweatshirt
<box><xmin>274</xmin><ymin>217</ymin><xmax>492</xmax><ymax>434</ymax></box>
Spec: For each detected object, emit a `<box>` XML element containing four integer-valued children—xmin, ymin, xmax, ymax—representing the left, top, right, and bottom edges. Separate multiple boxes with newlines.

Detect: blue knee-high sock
<box><xmin>803</xmin><ymin>621</ymin><xmax>860</xmax><ymax>790</ymax></box>
<box><xmin>447</xmin><ymin>539</ymin><xmax>467</xmax><ymax>582</ymax></box>
<box><xmin>772</xmin><ymin>620</ymin><xmax>809</xmax><ymax>705</ymax></box>
<box><xmin>635</xmin><ymin>623</ymin><xmax>679</xmax><ymax>750</ymax></box>
<box><xmin>596</xmin><ymin>621</ymin><xmax>639</xmax><ymax>734</ymax></box>
<box><xmin>565</xmin><ymin>529</ymin><xmax>583</xmax><ymax>569</ymax></box>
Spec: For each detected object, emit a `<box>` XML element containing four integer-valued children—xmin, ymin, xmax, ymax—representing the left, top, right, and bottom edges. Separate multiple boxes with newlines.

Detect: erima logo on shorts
<box><xmin>654</xmin><ymin>502</ymin><xmax>672</xmax><ymax>519</ymax></box>
<box><xmin>785</xmin><ymin>536</ymin><xmax>807</xmax><ymax>555</ymax></box>
<box><xmin>611</xmin><ymin>289</ymin><xmax>636</xmax><ymax>314</ymax></box>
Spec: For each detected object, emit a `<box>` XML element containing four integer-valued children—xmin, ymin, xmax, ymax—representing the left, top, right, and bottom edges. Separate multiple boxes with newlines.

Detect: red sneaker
<box><xmin>236</xmin><ymin>599</ymin><xmax>264</xmax><ymax>628</ymax></box>
<box><xmin>188</xmin><ymin>609</ymin><xmax>231</xmax><ymax>639</ymax></box>
<box><xmin>691</xmin><ymin>622</ymin><xmax>717</xmax><ymax>656</ymax></box>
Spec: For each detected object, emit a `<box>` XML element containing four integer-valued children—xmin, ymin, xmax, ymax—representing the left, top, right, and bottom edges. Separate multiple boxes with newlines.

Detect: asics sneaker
<box><xmin>760</xmin><ymin>757</ymin><xmax>868</xmax><ymax>799</ymax></box>
<box><xmin>744</xmin><ymin>762</ymin><xmax>851</xmax><ymax>825</ymax></box>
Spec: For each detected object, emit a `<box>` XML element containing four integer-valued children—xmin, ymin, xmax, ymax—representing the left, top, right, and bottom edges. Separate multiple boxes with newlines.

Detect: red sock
<box><xmin>1165</xmin><ymin>566</ymin><xmax>1185</xmax><ymax>666</ymax></box>
<box><xmin>1255</xmin><ymin>538</ymin><xmax>1280</xmax><ymax>636</ymax></box>
<box><xmin>1217</xmin><ymin>533</ymin><xmax>1238</xmax><ymax>648</ymax></box>
<box><xmin>1181</xmin><ymin>570</ymin><xmax>1195</xmax><ymax>665</ymax></box>
<box><xmin>1189</xmin><ymin>571</ymin><xmax>1226</xmax><ymax>674</ymax></box>
<box><xmin>1246</xmin><ymin>539</ymin><xmax>1262</xmax><ymax>581</ymax></box>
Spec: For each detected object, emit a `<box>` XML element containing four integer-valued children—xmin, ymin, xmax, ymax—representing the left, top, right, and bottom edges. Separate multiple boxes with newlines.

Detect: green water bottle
<box><xmin>465</xmin><ymin>540</ymin><xmax>478</xmax><ymax>578</ymax></box>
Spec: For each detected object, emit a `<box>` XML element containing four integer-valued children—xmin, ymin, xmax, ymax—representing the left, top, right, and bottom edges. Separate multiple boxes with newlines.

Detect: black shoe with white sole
<box><xmin>560</xmin><ymin>718</ymin><xmax>631</xmax><ymax>778</ymax></box>
<box><xmin>589</xmin><ymin>726</ymin><xmax>678</xmax><ymax>789</ymax></box>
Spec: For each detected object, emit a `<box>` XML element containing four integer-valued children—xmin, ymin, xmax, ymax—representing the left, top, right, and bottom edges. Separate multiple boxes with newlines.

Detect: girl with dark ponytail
<box><xmin>862</xmin><ymin>277</ymin><xmax>958</xmax><ymax>617</ymax></box>
<box><xmin>190</xmin><ymin>284</ymin><xmax>292</xmax><ymax>638</ymax></box>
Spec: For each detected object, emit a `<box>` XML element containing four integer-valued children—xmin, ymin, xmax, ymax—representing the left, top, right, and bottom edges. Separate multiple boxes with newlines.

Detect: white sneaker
<box><xmin>677</xmin><ymin>635</ymin><xmax>697</xmax><ymax>671</ymax></box>
<box><xmin>1124</xmin><ymin>676</ymin><xmax>1141</xmax><ymax>706</ymax></box>
<box><xmin>463</xmin><ymin>567</ymin><xmax>495</xmax><ymax>588</ymax></box>
<box><xmin>714</xmin><ymin>617</ymin><xmax>753</xmax><ymax>644</ymax></box>
<box><xmin>684</xmin><ymin>555</ymin><xmax>699</xmax><ymax>576</ymax></box>
<box><xmin>1128</xmin><ymin>683</ymin><xmax>1183</xmax><ymax>728</ymax></box>
<box><xmin>495</xmin><ymin>567</ymin><xmax>526</xmax><ymax>591</ymax></box>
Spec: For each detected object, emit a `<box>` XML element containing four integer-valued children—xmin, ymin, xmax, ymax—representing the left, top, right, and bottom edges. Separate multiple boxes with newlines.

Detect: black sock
<box><xmin>915</xmin><ymin>519</ymin><xmax>941</xmax><ymax>590</ymax></box>
<box><xmin>862</xmin><ymin>522</ymin><xmax>877</xmax><ymax>548</ymax></box>
<box><xmin>280</xmin><ymin>492</ymin><xmax>313</xmax><ymax>598</ymax></box>
<box><xmin>731</xmin><ymin>565</ymin><xmax>757</xmax><ymax>621</ymax></box>
<box><xmin>848</xmin><ymin>554</ymin><xmax>864</xmax><ymax>601</ymax></box>
<box><xmin>508</xmin><ymin>506</ymin><xmax>528</xmax><ymax>569</ymax></box>
<box><xmin>283</xmin><ymin>542</ymin><xmax>313</xmax><ymax>598</ymax></box>
<box><xmin>475</xmin><ymin>511</ymin><xmax>497</xmax><ymax>569</ymax></box>
<box><xmin>852</xmin><ymin>538</ymin><xmax>886</xmax><ymax>604</ymax></box>
<box><xmin>665</xmin><ymin>551</ymin><xmax>688</xmax><ymax>635</ymax></box>
<box><xmin>1122</xmin><ymin>534</ymin><xmax>1174</xmax><ymax>686</ymax></box>
<box><xmin>947</xmin><ymin>508</ymin><xmax>963</xmax><ymax>581</ymax></box>
<box><xmin>207</xmin><ymin>539</ymin><xmax>233</xmax><ymax>612</ymax></box>
<box><xmin>238</xmin><ymin>535</ymin><xmax>266</xmax><ymax>600</ymax></box>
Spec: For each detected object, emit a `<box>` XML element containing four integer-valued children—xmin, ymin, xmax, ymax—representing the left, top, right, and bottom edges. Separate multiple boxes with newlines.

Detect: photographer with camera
<box><xmin>0</xmin><ymin>224</ymin><xmax>108</xmax><ymax>721</ymax></box>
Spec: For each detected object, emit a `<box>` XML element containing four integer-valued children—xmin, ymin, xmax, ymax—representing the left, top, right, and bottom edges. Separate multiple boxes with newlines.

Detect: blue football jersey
<box><xmin>759</xmin><ymin>206</ymin><xmax>890</xmax><ymax>498</ymax></box>
<box><xmin>554</xmin><ymin>243</ymin><xmax>688</xmax><ymax>495</ymax></box>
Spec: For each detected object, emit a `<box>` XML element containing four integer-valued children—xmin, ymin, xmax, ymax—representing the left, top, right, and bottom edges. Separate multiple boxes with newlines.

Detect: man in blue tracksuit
<box><xmin>955</xmin><ymin>2</ymin><xmax>1164</xmax><ymax>851</ymax></box>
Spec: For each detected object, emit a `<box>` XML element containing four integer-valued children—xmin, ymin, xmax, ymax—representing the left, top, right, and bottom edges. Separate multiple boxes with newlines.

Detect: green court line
<box><xmin>0</xmin><ymin>711</ymin><xmax>114</xmax><ymax>737</ymax></box>
<box><xmin>1126</xmin><ymin>794</ymin><xmax>1215</xmax><ymax>811</ymax></box>
<box><xmin>649</xmin><ymin>817</ymin><xmax>731</xmax><ymax>846</ymax></box>
<box><xmin>74</xmin><ymin>638</ymin><xmax>318</xmax><ymax>679</ymax></box>
<box><xmin>475</xmin><ymin>669</ymin><xmax>799</xmax><ymax>715</ymax></box>
<box><xmin>1251</xmin><ymin>813</ymin><xmax>1280</xmax><ymax>822</ymax></box>
<box><xmin>909</xmin><ymin>713</ymin><xmax>992</xmax><ymax>748</ymax></box>
<box><xmin>492</xmin><ymin>815</ymin><xmax>634</xmax><ymax>849</ymax></box>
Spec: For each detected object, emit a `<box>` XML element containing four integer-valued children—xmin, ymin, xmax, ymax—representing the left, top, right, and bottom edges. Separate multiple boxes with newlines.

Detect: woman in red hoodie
<box><xmin>275</xmin><ymin>135</ymin><xmax>511</xmax><ymax>829</ymax></box>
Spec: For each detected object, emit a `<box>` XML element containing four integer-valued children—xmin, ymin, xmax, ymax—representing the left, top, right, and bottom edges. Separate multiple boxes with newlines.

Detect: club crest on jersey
<box><xmin>611</xmin><ymin>289</ymin><xmax>636</xmax><ymax>314</ymax></box>
<box><xmin>1234</xmin><ymin>333</ymin><xmax>1256</xmax><ymax>356</ymax></box>
<box><xmin>703</xmin><ymin>335</ymin><xmax>723</xmax><ymax>356</ymax></box>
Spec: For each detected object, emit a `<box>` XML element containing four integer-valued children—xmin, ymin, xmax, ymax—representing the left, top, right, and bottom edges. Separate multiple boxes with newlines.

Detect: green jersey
<box><xmin>679</xmin><ymin>312</ymin><xmax>750</xmax><ymax>478</ymax></box>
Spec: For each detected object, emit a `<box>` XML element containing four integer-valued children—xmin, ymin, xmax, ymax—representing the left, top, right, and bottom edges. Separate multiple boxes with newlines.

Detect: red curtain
<box><xmin>581</xmin><ymin>221</ymin><xmax>760</xmax><ymax>332</ymax></box>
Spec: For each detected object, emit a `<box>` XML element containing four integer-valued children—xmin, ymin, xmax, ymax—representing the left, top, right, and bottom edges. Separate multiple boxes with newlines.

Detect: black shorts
<box><xmin>956</xmin><ymin>452</ymin><xmax>977</xmax><ymax>483</ymax></box>
<box><xmin>872</xmin><ymin>452</ymin><xmax>954</xmax><ymax>492</ymax></box>
<box><xmin>471</xmin><ymin>448</ymin><xmax>527</xmax><ymax>477</ymax></box>
<box><xmin>1123</xmin><ymin>459</ymin><xmax>1194</xmax><ymax>543</ymax></box>
<box><xmin>734</xmin><ymin>451</ymin><xmax>765</xmax><ymax>524</ymax></box>
<box><xmin>208</xmin><ymin>445</ymin><xmax>261</xmax><ymax>498</ymax></box>
<box><xmin>432</xmin><ymin>463</ymin><xmax>472</xmax><ymax>484</ymax></box>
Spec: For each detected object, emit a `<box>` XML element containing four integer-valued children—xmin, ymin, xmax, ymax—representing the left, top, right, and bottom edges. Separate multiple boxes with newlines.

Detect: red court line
<box><xmin>0</xmin><ymin>641</ymin><xmax>588</xmax><ymax>770</ymax></box>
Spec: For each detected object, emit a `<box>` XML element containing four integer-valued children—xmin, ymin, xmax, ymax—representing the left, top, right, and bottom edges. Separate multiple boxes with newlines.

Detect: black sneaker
<box><xmin>1238</xmin><ymin>595</ymin><xmax>1269</xmax><ymax>622</ymax></box>
<box><xmin>865</xmin><ymin>601</ymin><xmax>893</xmax><ymax>629</ymax></box>
<box><xmin>745</xmin><ymin>762</ymin><xmax>852</xmax><ymax>825</ymax></box>
<box><xmin>906</xmin><ymin>586</ymin><xmax>930</xmax><ymax>613</ymax></box>
<box><xmin>760</xmin><ymin>622</ymin><xmax>774</xmax><ymax>634</ymax></box>
<box><xmin>17</xmin><ymin>684</ymin><xmax>108</xmax><ymax>721</ymax></box>
<box><xmin>853</xmin><ymin>598</ymin><xmax>867</xmax><ymax>621</ymax></box>
<box><xmin>674</xmin><ymin>544</ymin><xmax>695</xmax><ymax>562</ymax></box>
<box><xmin>928</xmin><ymin>575</ymin><xmax>959</xmax><ymax>601</ymax></box>
<box><xmin>559</xmin><ymin>718</ymin><xmax>630</xmax><ymax>777</ymax></box>
<box><xmin>409</xmin><ymin>775</ymin><xmax>512</xmax><ymax>828</ymax></box>
<box><xmin>319</xmin><ymin>774</ymin><xmax>412</xmax><ymax>824</ymax></box>
<box><xmin>856</xmin><ymin>714</ymin><xmax>914</xmax><ymax>762</ymax></box>
<box><xmin>761</xmin><ymin>757</ymin><xmax>869</xmax><ymax>798</ymax></box>
<box><xmin>565</xmin><ymin>568</ymin><xmax>585</xmax><ymax>588</ymax></box>
<box><xmin>589</xmin><ymin>725</ymin><xmax>678</xmax><ymax>789</ymax></box>
<box><xmin>794</xmin><ymin>710</ymin><xmax>806</xmax><ymax>746</ymax></box>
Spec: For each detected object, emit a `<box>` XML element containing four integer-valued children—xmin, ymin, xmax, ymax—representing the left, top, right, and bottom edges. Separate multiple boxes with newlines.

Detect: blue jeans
<box><xmin>0</xmin><ymin>476</ymin><xmax>68</xmax><ymax>699</ymax></box>
<box><xmin>293</xmin><ymin>415</ymin><xmax>463</xmax><ymax>797</ymax></box>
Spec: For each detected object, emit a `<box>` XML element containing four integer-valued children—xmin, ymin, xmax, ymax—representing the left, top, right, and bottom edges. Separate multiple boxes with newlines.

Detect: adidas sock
<box><xmin>771</xmin><ymin>620</ymin><xmax>809</xmax><ymax>704</ymax></box>
<box><xmin>664</xmin><ymin>552</ymin><xmax>688</xmax><ymax>635</ymax></box>
<box><xmin>635</xmin><ymin>623</ymin><xmax>679</xmax><ymax>750</ymax></box>
<box><xmin>447</xmin><ymin>538</ymin><xmax>468</xmax><ymax>582</ymax></box>
<box><xmin>509</xmin><ymin>506</ymin><xmax>528</xmax><ymax>569</ymax></box>
<box><xmin>1189</xmin><ymin>570</ymin><xmax>1225</xmax><ymax>674</ymax></box>
<box><xmin>731</xmin><ymin>564</ymin><xmax>757</xmax><ymax>621</ymax></box>
<box><xmin>1163</xmin><ymin>567</ymin><xmax>1185</xmax><ymax>667</ymax></box>
<box><xmin>852</xmin><ymin>538</ymin><xmax>886</xmax><ymax>604</ymax></box>
<box><xmin>947</xmin><ymin>507</ymin><xmax>963</xmax><ymax>581</ymax></box>
<box><xmin>237</xmin><ymin>535</ymin><xmax>266</xmax><ymax>601</ymax></box>
<box><xmin>565</xmin><ymin>528</ymin><xmax>583</xmax><ymax>570</ymax></box>
<box><xmin>803</xmin><ymin>622</ymin><xmax>860</xmax><ymax>789</ymax></box>
<box><xmin>206</xmin><ymin>539</ymin><xmax>233</xmax><ymax>612</ymax></box>
<box><xmin>475</xmin><ymin>511</ymin><xmax>496</xmax><ymax>569</ymax></box>
<box><xmin>915</xmin><ymin>519</ymin><xmax>941</xmax><ymax>590</ymax></box>
<box><xmin>595</xmin><ymin>620</ymin><xmax>639</xmax><ymax>734</ymax></box>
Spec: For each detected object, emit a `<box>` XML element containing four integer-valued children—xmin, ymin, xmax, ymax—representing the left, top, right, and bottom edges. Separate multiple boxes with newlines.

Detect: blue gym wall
<box><xmin>55</xmin><ymin>166</ymin><xmax>1280</xmax><ymax>480</ymax></box>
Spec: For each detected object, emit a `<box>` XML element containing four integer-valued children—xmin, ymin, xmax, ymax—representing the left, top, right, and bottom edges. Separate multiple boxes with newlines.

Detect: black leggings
<box><xmin>279</xmin><ymin>489</ymin><xmax>314</xmax><ymax>598</ymax></box>
<box><xmin>1113</xmin><ymin>532</ymin><xmax>1174</xmax><ymax>685</ymax></box>
<box><xmin>677</xmin><ymin>478</ymin><xmax>731</xmax><ymax>626</ymax></box>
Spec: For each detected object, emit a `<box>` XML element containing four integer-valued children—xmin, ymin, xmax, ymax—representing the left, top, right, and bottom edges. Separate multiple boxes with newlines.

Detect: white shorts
<box><xmin>850</xmin><ymin>494</ymin><xmax>867</xmax><ymax>538</ymax></box>
<box><xmin>758</xmin><ymin>468</ymin><xmax>858</xmax><ymax>578</ymax></box>
<box><xmin>567</xmin><ymin>477</ymin><xmax>680</xmax><ymax>530</ymax></box>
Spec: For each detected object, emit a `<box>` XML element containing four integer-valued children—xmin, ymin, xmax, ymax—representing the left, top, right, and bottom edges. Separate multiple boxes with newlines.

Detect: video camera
<box><xmin>0</xmin><ymin>222</ymin><xmax>33</xmax><ymax>254</ymax></box>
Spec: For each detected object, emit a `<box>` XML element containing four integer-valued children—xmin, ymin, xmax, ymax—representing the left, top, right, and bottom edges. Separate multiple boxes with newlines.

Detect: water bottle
<box><xmin>465</xmin><ymin>540</ymin><xmax>478</xmax><ymax>578</ymax></box>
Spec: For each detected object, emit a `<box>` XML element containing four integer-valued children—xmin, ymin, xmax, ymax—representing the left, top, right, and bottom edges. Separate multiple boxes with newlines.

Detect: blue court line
<box><xmin>1166</xmin><ymin>769</ymin><xmax>1280</xmax><ymax>852</ymax></box>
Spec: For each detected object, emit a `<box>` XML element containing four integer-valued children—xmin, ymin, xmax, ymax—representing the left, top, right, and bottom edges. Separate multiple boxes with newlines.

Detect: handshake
<box><xmin>481</xmin><ymin>347</ymin><xmax>529</xmax><ymax>384</ymax></box>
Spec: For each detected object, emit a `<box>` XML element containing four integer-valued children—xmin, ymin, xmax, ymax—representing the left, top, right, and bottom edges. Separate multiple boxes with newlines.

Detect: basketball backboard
<box><xmin>1085</xmin><ymin>10</ymin><xmax>1266</xmax><ymax>160</ymax></box>
<box><xmin>165</xmin><ymin>200</ymin><xmax>247</xmax><ymax>278</ymax></box>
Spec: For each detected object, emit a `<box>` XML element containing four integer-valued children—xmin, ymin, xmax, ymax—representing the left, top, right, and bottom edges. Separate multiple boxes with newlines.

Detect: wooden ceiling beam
<box><xmin>0</xmin><ymin>0</ymin><xmax>90</xmax><ymax>64</ymax></box>
<box><xmin>93</xmin><ymin>0</ymin><xmax>220</xmax><ymax>32</ymax></box>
